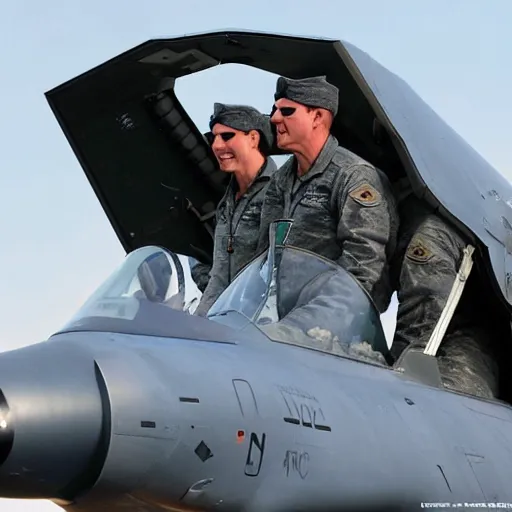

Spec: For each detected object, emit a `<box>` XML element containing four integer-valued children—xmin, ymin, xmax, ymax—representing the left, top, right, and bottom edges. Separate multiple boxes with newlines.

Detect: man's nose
<box><xmin>211</xmin><ymin>135</ymin><xmax>225</xmax><ymax>150</ymax></box>
<box><xmin>270</xmin><ymin>109</ymin><xmax>282</xmax><ymax>124</ymax></box>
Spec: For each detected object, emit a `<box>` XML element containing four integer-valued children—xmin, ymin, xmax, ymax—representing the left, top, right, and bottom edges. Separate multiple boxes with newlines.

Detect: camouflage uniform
<box><xmin>190</xmin><ymin>260</ymin><xmax>211</xmax><ymax>293</ymax></box>
<box><xmin>390</xmin><ymin>185</ymin><xmax>499</xmax><ymax>399</ymax></box>
<box><xmin>194</xmin><ymin>103</ymin><xmax>277</xmax><ymax>316</ymax></box>
<box><xmin>257</xmin><ymin>76</ymin><xmax>399</xmax><ymax>314</ymax></box>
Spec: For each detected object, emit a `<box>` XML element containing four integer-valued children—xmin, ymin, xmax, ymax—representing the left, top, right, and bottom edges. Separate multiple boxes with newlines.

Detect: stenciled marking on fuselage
<box><xmin>244</xmin><ymin>432</ymin><xmax>266</xmax><ymax>477</ymax></box>
<box><xmin>179</xmin><ymin>397</ymin><xmax>200</xmax><ymax>403</ymax></box>
<box><xmin>277</xmin><ymin>385</ymin><xmax>331</xmax><ymax>432</ymax></box>
<box><xmin>283</xmin><ymin>449</ymin><xmax>309</xmax><ymax>479</ymax></box>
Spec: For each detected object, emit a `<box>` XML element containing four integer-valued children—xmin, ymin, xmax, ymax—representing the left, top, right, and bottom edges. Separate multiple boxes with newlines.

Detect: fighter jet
<box><xmin>1</xmin><ymin>29</ymin><xmax>512</xmax><ymax>511</ymax></box>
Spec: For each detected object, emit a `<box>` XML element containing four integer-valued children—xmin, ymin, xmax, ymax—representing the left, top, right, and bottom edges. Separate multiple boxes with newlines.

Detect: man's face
<box><xmin>270</xmin><ymin>98</ymin><xmax>315</xmax><ymax>152</ymax></box>
<box><xmin>210</xmin><ymin>123</ymin><xmax>256</xmax><ymax>173</ymax></box>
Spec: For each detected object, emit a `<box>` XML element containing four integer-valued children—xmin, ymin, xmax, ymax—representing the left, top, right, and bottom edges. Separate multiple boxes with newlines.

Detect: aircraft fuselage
<box><xmin>0</xmin><ymin>329</ymin><xmax>511</xmax><ymax>511</ymax></box>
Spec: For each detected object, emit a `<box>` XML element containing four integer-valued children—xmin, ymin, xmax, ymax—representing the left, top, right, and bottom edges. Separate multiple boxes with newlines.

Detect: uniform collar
<box><xmin>260</xmin><ymin>156</ymin><xmax>277</xmax><ymax>179</ymax></box>
<box><xmin>291</xmin><ymin>134</ymin><xmax>339</xmax><ymax>183</ymax></box>
<box><xmin>226</xmin><ymin>157</ymin><xmax>276</xmax><ymax>201</ymax></box>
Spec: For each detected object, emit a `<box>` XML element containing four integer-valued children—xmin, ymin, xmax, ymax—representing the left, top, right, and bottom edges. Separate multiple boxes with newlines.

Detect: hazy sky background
<box><xmin>1</xmin><ymin>0</ymin><xmax>511</xmax><ymax>510</ymax></box>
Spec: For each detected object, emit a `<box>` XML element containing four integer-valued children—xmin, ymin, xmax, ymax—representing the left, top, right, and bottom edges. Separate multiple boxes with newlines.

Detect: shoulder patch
<box><xmin>348</xmin><ymin>183</ymin><xmax>381</xmax><ymax>207</ymax></box>
<box><xmin>406</xmin><ymin>237</ymin><xmax>434</xmax><ymax>264</ymax></box>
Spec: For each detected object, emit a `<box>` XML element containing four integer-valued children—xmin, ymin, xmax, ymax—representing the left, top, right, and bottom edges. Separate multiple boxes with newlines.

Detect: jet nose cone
<box><xmin>0</xmin><ymin>340</ymin><xmax>109</xmax><ymax>501</ymax></box>
<box><xmin>0</xmin><ymin>390</ymin><xmax>14</xmax><ymax>467</ymax></box>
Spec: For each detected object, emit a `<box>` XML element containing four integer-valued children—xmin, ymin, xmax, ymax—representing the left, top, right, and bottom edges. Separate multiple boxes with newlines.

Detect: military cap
<box><xmin>208</xmin><ymin>102</ymin><xmax>274</xmax><ymax>151</ymax></box>
<box><xmin>274</xmin><ymin>75</ymin><xmax>339</xmax><ymax>116</ymax></box>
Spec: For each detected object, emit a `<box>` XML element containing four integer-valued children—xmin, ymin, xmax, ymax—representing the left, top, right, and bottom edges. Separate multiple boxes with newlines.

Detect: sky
<box><xmin>0</xmin><ymin>0</ymin><xmax>511</xmax><ymax>510</ymax></box>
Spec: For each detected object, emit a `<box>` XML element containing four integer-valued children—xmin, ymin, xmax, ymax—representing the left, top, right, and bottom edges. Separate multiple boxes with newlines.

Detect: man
<box><xmin>390</xmin><ymin>189</ymin><xmax>500</xmax><ymax>399</ymax></box>
<box><xmin>194</xmin><ymin>103</ymin><xmax>276</xmax><ymax>316</ymax></box>
<box><xmin>257</xmin><ymin>75</ymin><xmax>398</xmax><ymax>315</ymax></box>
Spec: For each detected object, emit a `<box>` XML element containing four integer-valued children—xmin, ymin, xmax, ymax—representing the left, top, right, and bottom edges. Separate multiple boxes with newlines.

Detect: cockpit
<box><xmin>208</xmin><ymin>221</ymin><xmax>388</xmax><ymax>364</ymax></box>
<box><xmin>56</xmin><ymin>221</ymin><xmax>389</xmax><ymax>367</ymax></box>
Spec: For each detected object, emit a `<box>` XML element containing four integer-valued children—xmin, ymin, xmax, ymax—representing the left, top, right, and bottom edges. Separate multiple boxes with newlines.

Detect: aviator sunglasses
<box><xmin>270</xmin><ymin>105</ymin><xmax>297</xmax><ymax>117</ymax></box>
<box><xmin>205</xmin><ymin>131</ymin><xmax>237</xmax><ymax>145</ymax></box>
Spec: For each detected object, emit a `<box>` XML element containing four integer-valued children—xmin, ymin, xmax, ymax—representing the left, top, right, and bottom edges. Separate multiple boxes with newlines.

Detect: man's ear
<box><xmin>311</xmin><ymin>108</ymin><xmax>324</xmax><ymax>129</ymax></box>
<box><xmin>249</xmin><ymin>129</ymin><xmax>260</xmax><ymax>148</ymax></box>
<box><xmin>313</xmin><ymin>108</ymin><xmax>332</xmax><ymax>130</ymax></box>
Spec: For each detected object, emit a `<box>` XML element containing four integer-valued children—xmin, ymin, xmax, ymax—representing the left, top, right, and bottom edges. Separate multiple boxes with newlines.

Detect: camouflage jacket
<box><xmin>190</xmin><ymin>260</ymin><xmax>211</xmax><ymax>293</ymax></box>
<box><xmin>257</xmin><ymin>135</ymin><xmax>399</xmax><ymax>313</ymax></box>
<box><xmin>195</xmin><ymin>157</ymin><xmax>277</xmax><ymax>316</ymax></box>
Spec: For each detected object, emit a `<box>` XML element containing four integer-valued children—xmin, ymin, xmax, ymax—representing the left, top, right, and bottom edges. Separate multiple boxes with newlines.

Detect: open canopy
<box><xmin>45</xmin><ymin>29</ymin><xmax>512</xmax><ymax>309</ymax></box>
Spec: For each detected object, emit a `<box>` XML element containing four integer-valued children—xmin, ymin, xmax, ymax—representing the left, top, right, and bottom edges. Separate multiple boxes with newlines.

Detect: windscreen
<box><xmin>53</xmin><ymin>246</ymin><xmax>228</xmax><ymax>341</ymax></box>
<box><xmin>208</xmin><ymin>246</ymin><xmax>388</xmax><ymax>361</ymax></box>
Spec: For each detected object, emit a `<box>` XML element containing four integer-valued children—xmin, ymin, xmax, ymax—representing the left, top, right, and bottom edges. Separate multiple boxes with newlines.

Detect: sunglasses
<box><xmin>205</xmin><ymin>131</ymin><xmax>237</xmax><ymax>145</ymax></box>
<box><xmin>270</xmin><ymin>105</ymin><xmax>297</xmax><ymax>117</ymax></box>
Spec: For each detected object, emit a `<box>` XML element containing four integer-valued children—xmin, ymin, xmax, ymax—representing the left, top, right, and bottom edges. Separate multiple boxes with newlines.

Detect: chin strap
<box><xmin>423</xmin><ymin>244</ymin><xmax>475</xmax><ymax>357</ymax></box>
